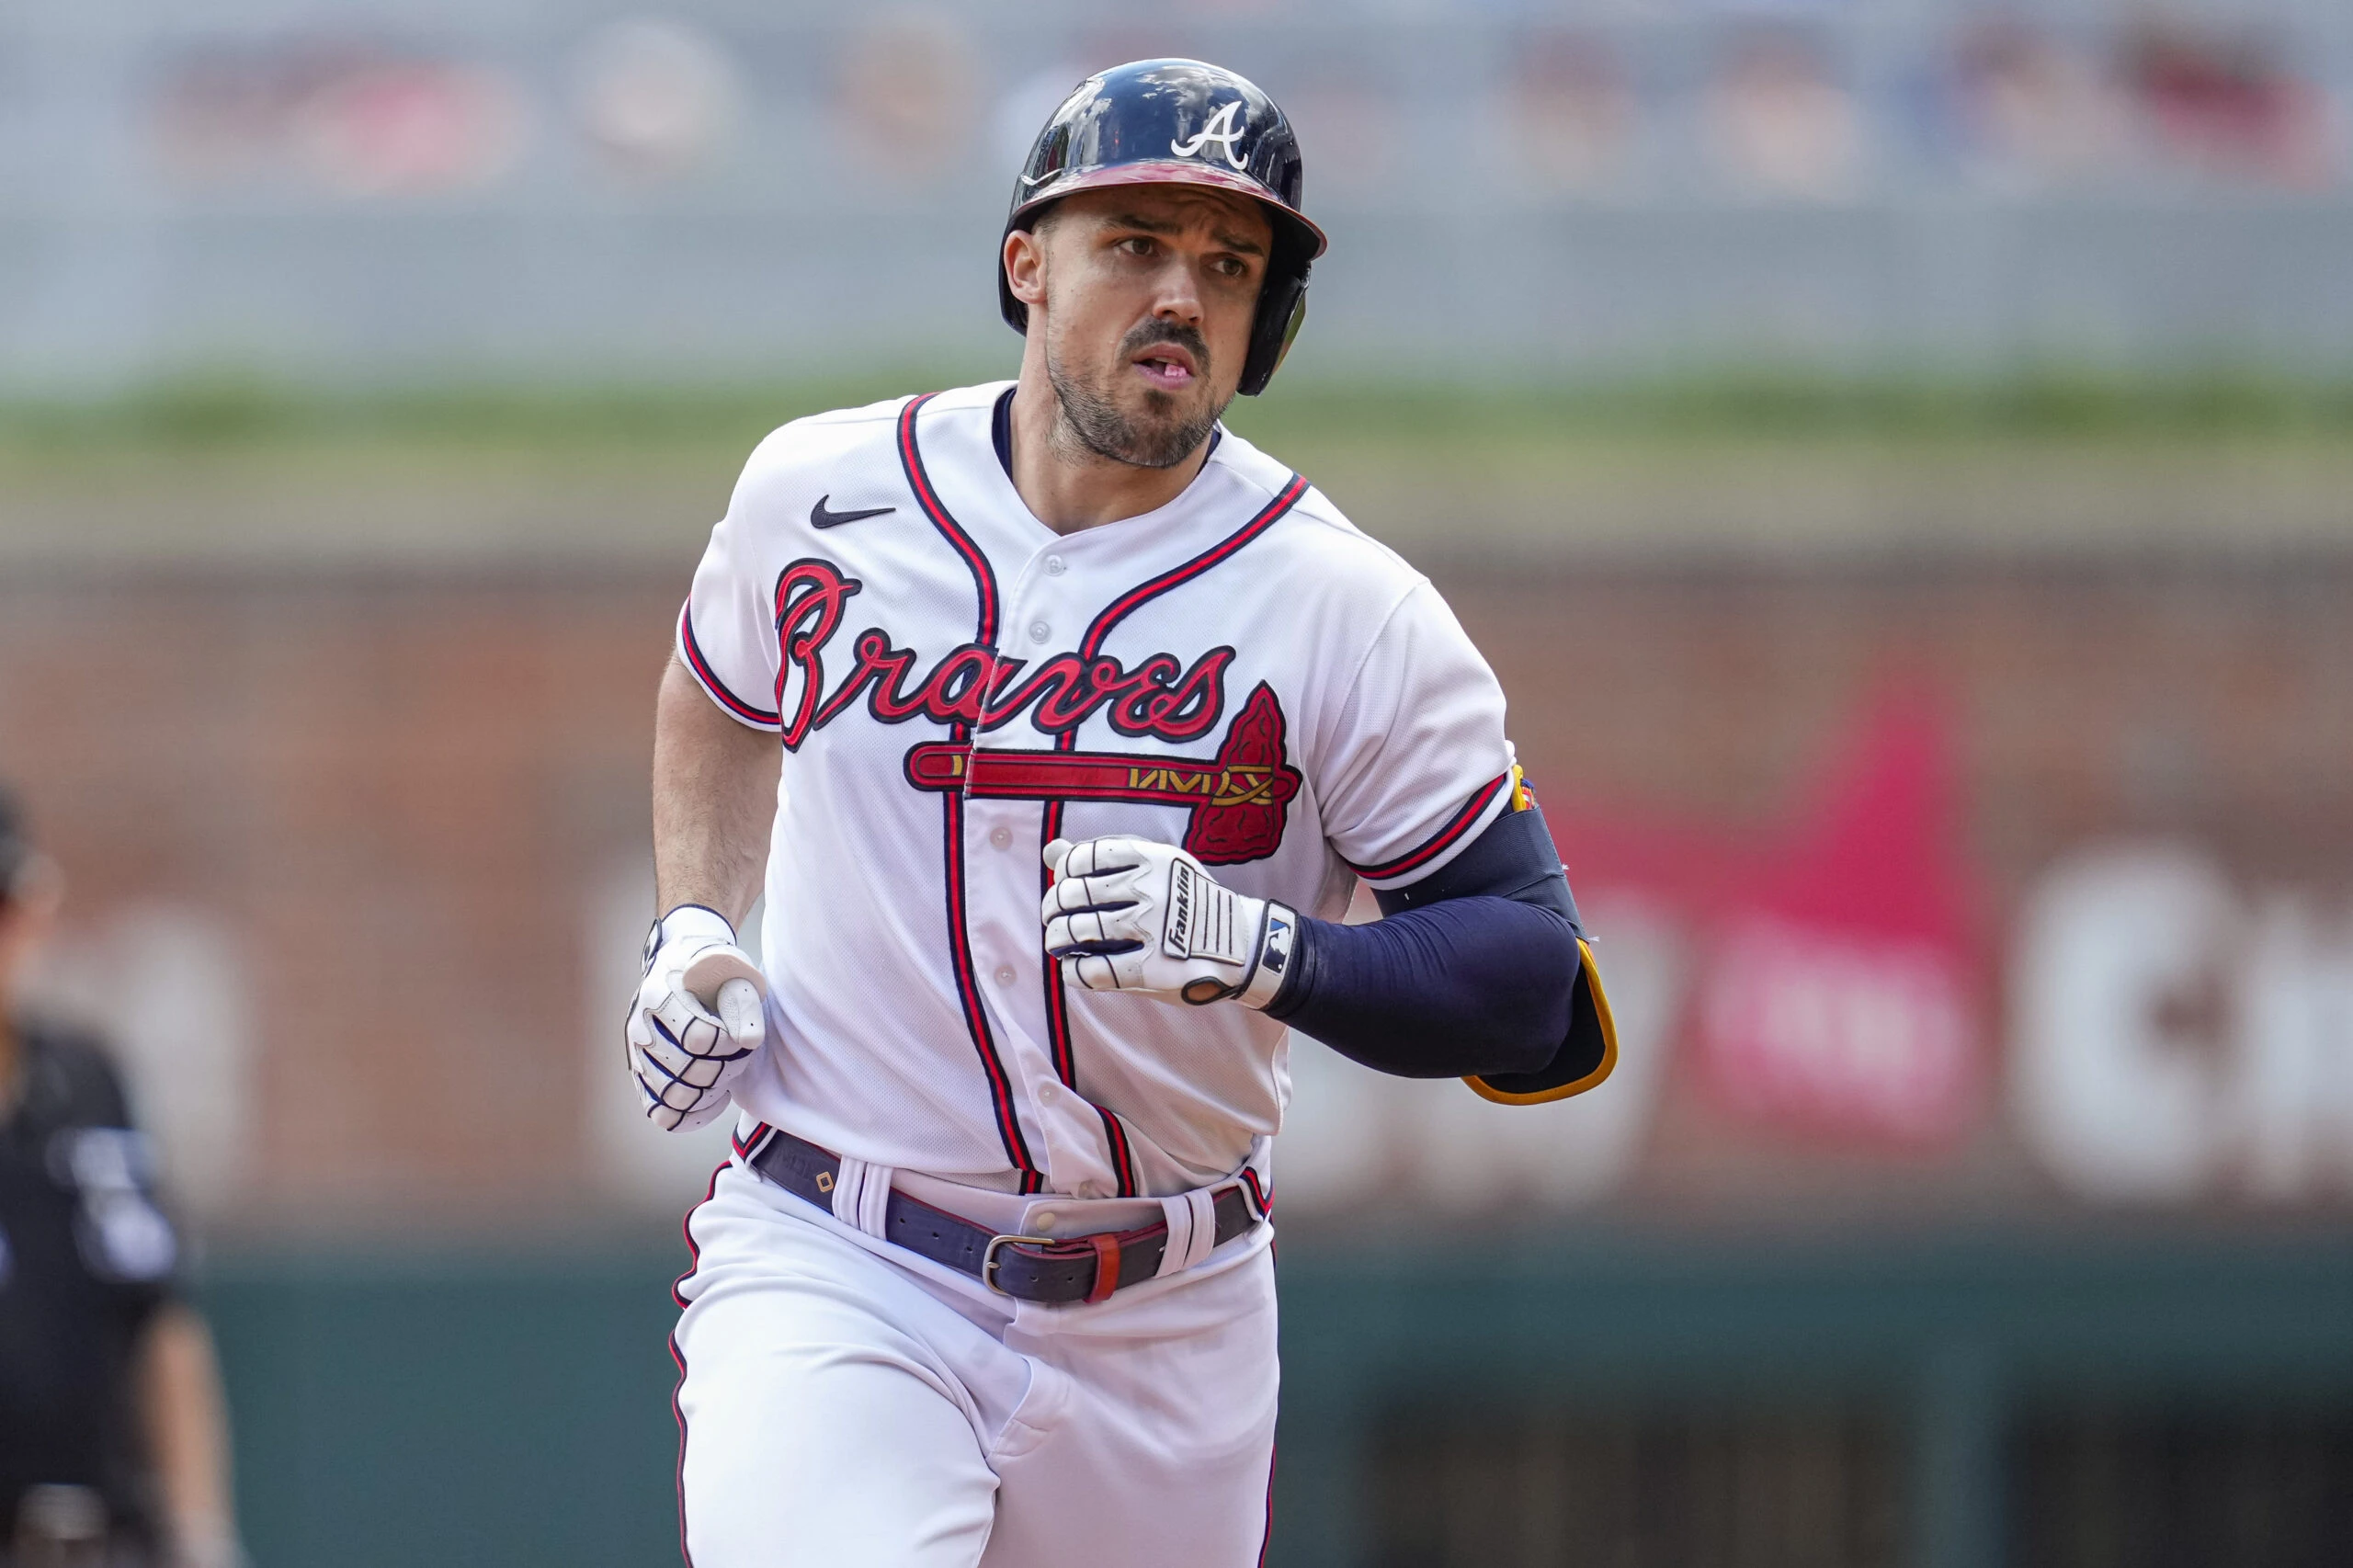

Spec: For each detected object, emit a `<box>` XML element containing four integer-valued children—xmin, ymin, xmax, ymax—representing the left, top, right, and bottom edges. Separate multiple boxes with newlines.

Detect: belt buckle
<box><xmin>981</xmin><ymin>1233</ymin><xmax>1055</xmax><ymax>1298</ymax></box>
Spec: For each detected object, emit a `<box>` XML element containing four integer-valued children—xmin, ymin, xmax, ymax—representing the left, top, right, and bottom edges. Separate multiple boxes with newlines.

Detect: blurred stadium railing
<box><xmin>1</xmin><ymin>0</ymin><xmax>2350</xmax><ymax>386</ymax></box>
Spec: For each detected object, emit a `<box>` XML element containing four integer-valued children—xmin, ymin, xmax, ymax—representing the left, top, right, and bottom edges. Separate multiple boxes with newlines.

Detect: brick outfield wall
<box><xmin>1</xmin><ymin>563</ymin><xmax>2347</xmax><ymax>1229</ymax></box>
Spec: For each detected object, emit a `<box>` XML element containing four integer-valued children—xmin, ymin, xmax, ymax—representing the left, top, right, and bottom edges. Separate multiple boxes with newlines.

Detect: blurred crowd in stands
<box><xmin>127</xmin><ymin>10</ymin><xmax>2346</xmax><ymax>205</ymax></box>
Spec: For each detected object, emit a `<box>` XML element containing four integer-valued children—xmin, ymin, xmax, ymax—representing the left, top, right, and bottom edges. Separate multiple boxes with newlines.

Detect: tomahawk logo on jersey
<box><xmin>676</xmin><ymin>382</ymin><xmax>1518</xmax><ymax>1199</ymax></box>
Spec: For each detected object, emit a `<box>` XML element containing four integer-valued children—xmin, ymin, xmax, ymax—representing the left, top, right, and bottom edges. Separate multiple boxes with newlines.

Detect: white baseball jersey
<box><xmin>677</xmin><ymin>381</ymin><xmax>1516</xmax><ymax>1199</ymax></box>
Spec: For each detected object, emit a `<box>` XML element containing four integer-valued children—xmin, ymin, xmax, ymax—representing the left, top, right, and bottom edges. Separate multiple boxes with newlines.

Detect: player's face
<box><xmin>1024</xmin><ymin>186</ymin><xmax>1272</xmax><ymax>469</ymax></box>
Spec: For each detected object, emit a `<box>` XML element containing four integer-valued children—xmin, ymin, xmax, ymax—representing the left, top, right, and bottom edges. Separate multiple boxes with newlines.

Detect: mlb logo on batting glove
<box><xmin>1041</xmin><ymin>837</ymin><xmax>1296</xmax><ymax>1010</ymax></box>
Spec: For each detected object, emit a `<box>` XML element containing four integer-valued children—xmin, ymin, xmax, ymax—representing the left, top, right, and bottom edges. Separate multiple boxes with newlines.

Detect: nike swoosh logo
<box><xmin>811</xmin><ymin>495</ymin><xmax>896</xmax><ymax>529</ymax></box>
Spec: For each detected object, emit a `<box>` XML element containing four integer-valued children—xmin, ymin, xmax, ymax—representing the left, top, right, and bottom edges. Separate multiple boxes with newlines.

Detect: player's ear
<box><xmin>1004</xmin><ymin>227</ymin><xmax>1049</xmax><ymax>315</ymax></box>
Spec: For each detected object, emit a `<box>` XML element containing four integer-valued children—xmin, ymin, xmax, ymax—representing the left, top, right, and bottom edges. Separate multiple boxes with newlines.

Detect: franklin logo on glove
<box><xmin>1041</xmin><ymin>836</ymin><xmax>1297</xmax><ymax>1009</ymax></box>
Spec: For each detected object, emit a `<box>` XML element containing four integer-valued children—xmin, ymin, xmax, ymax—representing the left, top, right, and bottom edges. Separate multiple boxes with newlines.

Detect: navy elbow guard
<box><xmin>1462</xmin><ymin>934</ymin><xmax>1614</xmax><ymax>1103</ymax></box>
<box><xmin>1377</xmin><ymin>774</ymin><xmax>1618</xmax><ymax>1104</ymax></box>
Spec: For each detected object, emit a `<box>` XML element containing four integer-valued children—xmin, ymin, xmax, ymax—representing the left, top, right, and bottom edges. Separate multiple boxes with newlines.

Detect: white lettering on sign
<box><xmin>2011</xmin><ymin>845</ymin><xmax>2353</xmax><ymax>1203</ymax></box>
<box><xmin>2231</xmin><ymin>895</ymin><xmax>2353</xmax><ymax>1198</ymax></box>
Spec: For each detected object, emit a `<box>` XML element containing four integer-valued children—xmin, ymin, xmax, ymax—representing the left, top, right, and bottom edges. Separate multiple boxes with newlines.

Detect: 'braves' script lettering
<box><xmin>774</xmin><ymin>558</ymin><xmax>863</xmax><ymax>747</ymax></box>
<box><xmin>771</xmin><ymin>560</ymin><xmax>1233</xmax><ymax>752</ymax></box>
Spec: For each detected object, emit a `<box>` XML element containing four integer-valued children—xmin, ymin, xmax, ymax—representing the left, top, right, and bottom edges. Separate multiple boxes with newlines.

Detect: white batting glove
<box><xmin>1041</xmin><ymin>837</ymin><xmax>1299</xmax><ymax>1008</ymax></box>
<box><xmin>627</xmin><ymin>905</ymin><xmax>769</xmax><ymax>1131</ymax></box>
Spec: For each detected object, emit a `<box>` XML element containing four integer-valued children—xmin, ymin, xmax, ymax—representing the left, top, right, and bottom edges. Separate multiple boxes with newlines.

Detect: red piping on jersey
<box><xmin>899</xmin><ymin>393</ymin><xmax>1044</xmax><ymax>1192</ymax></box>
<box><xmin>901</xmin><ymin>395</ymin><xmax>1000</xmax><ymax>647</ymax></box>
<box><xmin>1345</xmin><ymin>770</ymin><xmax>1511</xmax><ymax>882</ymax></box>
<box><xmin>730</xmin><ymin>1121</ymin><xmax>775</xmax><ymax>1162</ymax></box>
<box><xmin>941</xmin><ymin>790</ymin><xmax>1042</xmax><ymax>1187</ymax></box>
<box><xmin>678</xmin><ymin>600</ymin><xmax>782</xmax><ymax>729</ymax></box>
<box><xmin>1075</xmin><ymin>475</ymin><xmax>1309</xmax><ymax>658</ymax></box>
<box><xmin>1095</xmin><ymin>1106</ymin><xmax>1136</xmax><ymax>1197</ymax></box>
<box><xmin>1240</xmin><ymin>1165</ymin><xmax>1273</xmax><ymax>1218</ymax></box>
<box><xmin>1040</xmin><ymin>471</ymin><xmax>1311</xmax><ymax>1197</ymax></box>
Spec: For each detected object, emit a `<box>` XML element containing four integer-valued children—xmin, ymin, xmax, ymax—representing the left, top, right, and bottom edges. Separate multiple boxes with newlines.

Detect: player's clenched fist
<box><xmin>1041</xmin><ymin>837</ymin><xmax>1299</xmax><ymax>1008</ymax></box>
<box><xmin>627</xmin><ymin>904</ymin><xmax>769</xmax><ymax>1131</ymax></box>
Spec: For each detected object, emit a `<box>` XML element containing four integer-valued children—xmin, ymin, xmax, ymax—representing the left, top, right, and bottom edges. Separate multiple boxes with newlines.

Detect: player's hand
<box><xmin>627</xmin><ymin>905</ymin><xmax>769</xmax><ymax>1131</ymax></box>
<box><xmin>1041</xmin><ymin>837</ymin><xmax>1298</xmax><ymax>1009</ymax></box>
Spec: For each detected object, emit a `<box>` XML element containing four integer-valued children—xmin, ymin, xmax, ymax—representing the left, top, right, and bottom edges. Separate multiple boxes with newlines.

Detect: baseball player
<box><xmin>632</xmin><ymin>59</ymin><xmax>1617</xmax><ymax>1567</ymax></box>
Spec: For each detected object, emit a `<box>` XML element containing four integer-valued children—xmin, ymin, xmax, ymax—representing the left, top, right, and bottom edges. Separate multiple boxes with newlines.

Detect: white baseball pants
<box><xmin>671</xmin><ymin>1160</ymin><xmax>1279</xmax><ymax>1568</ymax></box>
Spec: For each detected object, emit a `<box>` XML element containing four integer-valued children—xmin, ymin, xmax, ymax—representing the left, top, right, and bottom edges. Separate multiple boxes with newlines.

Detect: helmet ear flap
<box><xmin>1238</xmin><ymin>262</ymin><xmax>1309</xmax><ymax>397</ymax></box>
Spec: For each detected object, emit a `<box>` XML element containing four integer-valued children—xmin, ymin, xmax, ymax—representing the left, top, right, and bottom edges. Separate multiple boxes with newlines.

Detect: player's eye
<box><xmin>1117</xmin><ymin>235</ymin><xmax>1156</xmax><ymax>257</ymax></box>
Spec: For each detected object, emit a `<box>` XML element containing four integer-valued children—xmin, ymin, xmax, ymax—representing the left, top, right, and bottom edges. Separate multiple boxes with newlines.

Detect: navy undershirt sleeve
<box><xmin>1264</xmin><ymin>800</ymin><xmax>1586</xmax><ymax>1078</ymax></box>
<box><xmin>1264</xmin><ymin>896</ymin><xmax>1580</xmax><ymax>1077</ymax></box>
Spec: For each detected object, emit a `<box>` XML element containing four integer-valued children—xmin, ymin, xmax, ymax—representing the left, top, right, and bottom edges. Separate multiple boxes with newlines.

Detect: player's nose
<box><xmin>1148</xmin><ymin>256</ymin><xmax>1206</xmax><ymax>326</ymax></box>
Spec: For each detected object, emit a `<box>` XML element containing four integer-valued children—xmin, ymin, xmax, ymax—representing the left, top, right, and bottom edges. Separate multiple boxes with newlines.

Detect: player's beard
<box><xmin>1046</xmin><ymin>321</ymin><xmax>1227</xmax><ymax>471</ymax></box>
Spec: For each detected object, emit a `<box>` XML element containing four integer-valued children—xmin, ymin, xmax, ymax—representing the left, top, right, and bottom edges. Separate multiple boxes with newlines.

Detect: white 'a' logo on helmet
<box><xmin>1170</xmin><ymin>100</ymin><xmax>1249</xmax><ymax>170</ymax></box>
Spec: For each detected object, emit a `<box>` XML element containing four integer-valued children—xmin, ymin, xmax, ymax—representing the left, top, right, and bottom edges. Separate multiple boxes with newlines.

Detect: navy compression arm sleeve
<box><xmin>1263</xmin><ymin>894</ymin><xmax>1581</xmax><ymax>1078</ymax></box>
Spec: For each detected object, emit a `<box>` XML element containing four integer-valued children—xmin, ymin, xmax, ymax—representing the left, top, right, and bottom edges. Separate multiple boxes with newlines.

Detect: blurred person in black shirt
<box><xmin>0</xmin><ymin>790</ymin><xmax>239</xmax><ymax>1568</ymax></box>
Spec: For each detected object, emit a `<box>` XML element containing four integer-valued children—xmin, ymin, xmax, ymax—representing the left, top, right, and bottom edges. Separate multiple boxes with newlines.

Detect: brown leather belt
<box><xmin>741</xmin><ymin>1124</ymin><xmax>1263</xmax><ymax>1306</ymax></box>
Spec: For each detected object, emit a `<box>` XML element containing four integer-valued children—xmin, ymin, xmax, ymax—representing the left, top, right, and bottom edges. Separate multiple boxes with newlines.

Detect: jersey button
<box><xmin>1028</xmin><ymin>620</ymin><xmax>1051</xmax><ymax>643</ymax></box>
<box><xmin>1045</xmin><ymin>556</ymin><xmax>1066</xmax><ymax>576</ymax></box>
<box><xmin>989</xmin><ymin>825</ymin><xmax>1012</xmax><ymax>849</ymax></box>
<box><xmin>995</xmin><ymin>965</ymin><xmax>1017</xmax><ymax>987</ymax></box>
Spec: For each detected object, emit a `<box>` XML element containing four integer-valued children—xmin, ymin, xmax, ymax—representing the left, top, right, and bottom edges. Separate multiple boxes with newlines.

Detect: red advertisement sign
<box><xmin>1551</xmin><ymin>688</ymin><xmax>1986</xmax><ymax>1151</ymax></box>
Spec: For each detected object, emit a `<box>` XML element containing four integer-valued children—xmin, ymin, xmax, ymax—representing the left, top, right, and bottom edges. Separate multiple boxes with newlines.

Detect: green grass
<box><xmin>1245</xmin><ymin>371</ymin><xmax>2353</xmax><ymax>445</ymax></box>
<box><xmin>4</xmin><ymin>369</ymin><xmax>2351</xmax><ymax>460</ymax></box>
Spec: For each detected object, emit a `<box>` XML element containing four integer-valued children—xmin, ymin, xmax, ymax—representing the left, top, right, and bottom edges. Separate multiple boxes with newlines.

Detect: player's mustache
<box><xmin>1120</xmin><ymin>320</ymin><xmax>1211</xmax><ymax>377</ymax></box>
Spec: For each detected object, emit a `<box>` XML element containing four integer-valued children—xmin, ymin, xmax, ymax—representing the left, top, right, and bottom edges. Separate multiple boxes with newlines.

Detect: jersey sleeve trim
<box><xmin>1345</xmin><ymin>770</ymin><xmax>1516</xmax><ymax>888</ymax></box>
<box><xmin>676</xmin><ymin>599</ymin><xmax>783</xmax><ymax>732</ymax></box>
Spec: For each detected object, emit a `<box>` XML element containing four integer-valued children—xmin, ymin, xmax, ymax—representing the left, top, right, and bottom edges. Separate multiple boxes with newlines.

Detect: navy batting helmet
<box><xmin>1000</xmin><ymin>59</ymin><xmax>1327</xmax><ymax>397</ymax></box>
